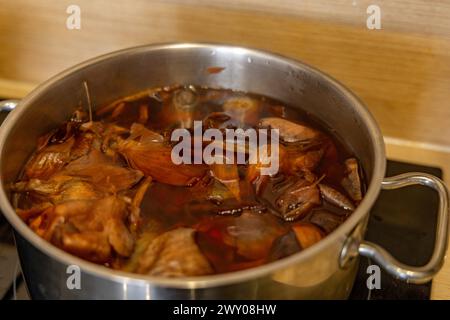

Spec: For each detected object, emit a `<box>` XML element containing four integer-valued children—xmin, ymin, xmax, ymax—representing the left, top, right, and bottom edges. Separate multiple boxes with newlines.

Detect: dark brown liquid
<box><xmin>15</xmin><ymin>85</ymin><xmax>364</xmax><ymax>276</ymax></box>
<box><xmin>111</xmin><ymin>87</ymin><xmax>360</xmax><ymax>272</ymax></box>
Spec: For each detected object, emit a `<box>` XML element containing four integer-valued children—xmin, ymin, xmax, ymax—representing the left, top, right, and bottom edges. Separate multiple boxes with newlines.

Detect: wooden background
<box><xmin>1</xmin><ymin>0</ymin><xmax>450</xmax><ymax>147</ymax></box>
<box><xmin>1</xmin><ymin>0</ymin><xmax>450</xmax><ymax>298</ymax></box>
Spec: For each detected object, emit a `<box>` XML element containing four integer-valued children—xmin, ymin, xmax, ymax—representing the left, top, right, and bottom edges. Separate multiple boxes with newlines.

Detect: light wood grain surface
<box><xmin>1</xmin><ymin>0</ymin><xmax>449</xmax><ymax>147</ymax></box>
<box><xmin>0</xmin><ymin>0</ymin><xmax>449</xmax><ymax>299</ymax></box>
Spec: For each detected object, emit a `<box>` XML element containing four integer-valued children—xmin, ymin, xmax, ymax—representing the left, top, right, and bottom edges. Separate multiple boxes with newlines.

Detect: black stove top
<box><xmin>349</xmin><ymin>160</ymin><xmax>441</xmax><ymax>299</ymax></box>
<box><xmin>0</xmin><ymin>160</ymin><xmax>442</xmax><ymax>300</ymax></box>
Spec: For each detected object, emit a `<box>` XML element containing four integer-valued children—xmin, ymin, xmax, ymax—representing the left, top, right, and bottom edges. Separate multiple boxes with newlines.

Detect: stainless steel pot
<box><xmin>0</xmin><ymin>43</ymin><xmax>448</xmax><ymax>299</ymax></box>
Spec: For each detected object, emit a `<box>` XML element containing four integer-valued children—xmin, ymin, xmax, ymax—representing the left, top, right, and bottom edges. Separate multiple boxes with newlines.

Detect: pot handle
<box><xmin>341</xmin><ymin>172</ymin><xmax>449</xmax><ymax>284</ymax></box>
<box><xmin>0</xmin><ymin>99</ymin><xmax>20</xmax><ymax>113</ymax></box>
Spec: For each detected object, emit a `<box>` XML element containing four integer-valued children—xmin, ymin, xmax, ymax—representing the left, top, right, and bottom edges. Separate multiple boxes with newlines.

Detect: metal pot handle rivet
<box><xmin>340</xmin><ymin>172</ymin><xmax>449</xmax><ymax>284</ymax></box>
<box><xmin>0</xmin><ymin>99</ymin><xmax>20</xmax><ymax>113</ymax></box>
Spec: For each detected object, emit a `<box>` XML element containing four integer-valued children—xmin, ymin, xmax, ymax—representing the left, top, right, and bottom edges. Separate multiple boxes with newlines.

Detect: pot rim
<box><xmin>0</xmin><ymin>42</ymin><xmax>386</xmax><ymax>289</ymax></box>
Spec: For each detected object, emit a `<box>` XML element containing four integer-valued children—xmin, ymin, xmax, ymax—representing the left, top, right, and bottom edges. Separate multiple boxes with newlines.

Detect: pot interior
<box><xmin>0</xmin><ymin>44</ymin><xmax>382</xmax><ymax>193</ymax></box>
